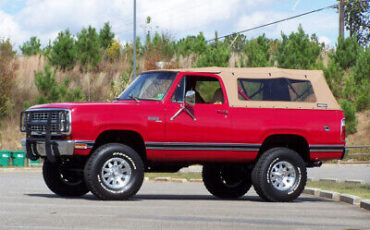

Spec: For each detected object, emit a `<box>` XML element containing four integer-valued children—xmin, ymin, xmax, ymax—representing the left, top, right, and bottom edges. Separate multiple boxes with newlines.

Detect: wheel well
<box><xmin>258</xmin><ymin>134</ymin><xmax>309</xmax><ymax>162</ymax></box>
<box><xmin>92</xmin><ymin>130</ymin><xmax>147</xmax><ymax>163</ymax></box>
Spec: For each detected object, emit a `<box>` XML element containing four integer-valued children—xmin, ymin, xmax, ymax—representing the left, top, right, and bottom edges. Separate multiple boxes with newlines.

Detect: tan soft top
<box><xmin>150</xmin><ymin>67</ymin><xmax>341</xmax><ymax>110</ymax></box>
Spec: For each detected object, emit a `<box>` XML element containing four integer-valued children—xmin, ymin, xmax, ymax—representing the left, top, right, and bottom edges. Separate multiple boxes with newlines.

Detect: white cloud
<box><xmin>0</xmin><ymin>10</ymin><xmax>27</xmax><ymax>45</ymax></box>
<box><xmin>245</xmin><ymin>0</ymin><xmax>289</xmax><ymax>7</ymax></box>
<box><xmin>137</xmin><ymin>0</ymin><xmax>241</xmax><ymax>36</ymax></box>
<box><xmin>236</xmin><ymin>11</ymin><xmax>286</xmax><ymax>38</ymax></box>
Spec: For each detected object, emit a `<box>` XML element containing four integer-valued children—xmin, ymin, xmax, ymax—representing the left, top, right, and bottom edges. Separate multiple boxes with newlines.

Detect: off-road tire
<box><xmin>84</xmin><ymin>143</ymin><xmax>144</xmax><ymax>200</ymax></box>
<box><xmin>251</xmin><ymin>147</ymin><xmax>307</xmax><ymax>202</ymax></box>
<box><xmin>43</xmin><ymin>160</ymin><xmax>89</xmax><ymax>197</ymax></box>
<box><xmin>202</xmin><ymin>164</ymin><xmax>252</xmax><ymax>199</ymax></box>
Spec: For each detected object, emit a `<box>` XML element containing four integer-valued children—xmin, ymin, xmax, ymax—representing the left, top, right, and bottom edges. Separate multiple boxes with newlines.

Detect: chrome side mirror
<box><xmin>185</xmin><ymin>90</ymin><xmax>195</xmax><ymax>107</ymax></box>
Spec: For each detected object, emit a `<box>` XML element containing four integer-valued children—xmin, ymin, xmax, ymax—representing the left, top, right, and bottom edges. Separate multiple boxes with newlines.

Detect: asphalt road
<box><xmin>0</xmin><ymin>172</ymin><xmax>369</xmax><ymax>230</ymax></box>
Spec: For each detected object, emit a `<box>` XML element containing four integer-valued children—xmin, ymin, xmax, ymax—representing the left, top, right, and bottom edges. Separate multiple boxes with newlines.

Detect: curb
<box><xmin>154</xmin><ymin>177</ymin><xmax>171</xmax><ymax>182</ymax></box>
<box><xmin>360</xmin><ymin>200</ymin><xmax>370</xmax><ymax>211</ymax></box>
<box><xmin>319</xmin><ymin>178</ymin><xmax>338</xmax><ymax>183</ymax></box>
<box><xmin>340</xmin><ymin>194</ymin><xmax>361</xmax><ymax>205</ymax></box>
<box><xmin>309</xmin><ymin>177</ymin><xmax>369</xmax><ymax>185</ymax></box>
<box><xmin>171</xmin><ymin>178</ymin><xmax>187</xmax><ymax>183</ymax></box>
<box><xmin>344</xmin><ymin>179</ymin><xmax>364</xmax><ymax>184</ymax></box>
<box><xmin>303</xmin><ymin>187</ymin><xmax>368</xmax><ymax>212</ymax></box>
<box><xmin>319</xmin><ymin>190</ymin><xmax>340</xmax><ymax>201</ymax></box>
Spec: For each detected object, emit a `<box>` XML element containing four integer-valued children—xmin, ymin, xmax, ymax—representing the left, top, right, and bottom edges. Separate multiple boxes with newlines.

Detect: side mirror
<box><xmin>185</xmin><ymin>90</ymin><xmax>195</xmax><ymax>107</ymax></box>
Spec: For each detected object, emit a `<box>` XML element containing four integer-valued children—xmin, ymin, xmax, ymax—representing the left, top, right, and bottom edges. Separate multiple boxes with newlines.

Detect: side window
<box><xmin>171</xmin><ymin>76</ymin><xmax>225</xmax><ymax>104</ymax></box>
<box><xmin>187</xmin><ymin>76</ymin><xmax>224</xmax><ymax>104</ymax></box>
<box><xmin>171</xmin><ymin>77</ymin><xmax>185</xmax><ymax>103</ymax></box>
<box><xmin>238</xmin><ymin>78</ymin><xmax>316</xmax><ymax>102</ymax></box>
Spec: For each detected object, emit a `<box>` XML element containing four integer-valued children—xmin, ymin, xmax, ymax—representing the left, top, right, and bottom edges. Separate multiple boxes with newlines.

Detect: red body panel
<box><xmin>30</xmin><ymin>71</ymin><xmax>345</xmax><ymax>162</ymax></box>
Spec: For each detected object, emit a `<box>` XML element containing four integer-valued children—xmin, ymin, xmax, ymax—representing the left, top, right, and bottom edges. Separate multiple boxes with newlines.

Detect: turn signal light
<box><xmin>75</xmin><ymin>143</ymin><xmax>88</xmax><ymax>149</ymax></box>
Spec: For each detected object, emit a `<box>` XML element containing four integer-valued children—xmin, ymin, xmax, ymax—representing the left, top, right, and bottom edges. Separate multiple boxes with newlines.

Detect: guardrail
<box><xmin>345</xmin><ymin>145</ymin><xmax>370</xmax><ymax>160</ymax></box>
<box><xmin>346</xmin><ymin>145</ymin><xmax>370</xmax><ymax>149</ymax></box>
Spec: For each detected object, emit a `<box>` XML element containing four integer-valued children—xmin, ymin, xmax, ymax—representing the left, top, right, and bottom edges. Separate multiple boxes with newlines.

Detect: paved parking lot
<box><xmin>0</xmin><ymin>171</ymin><xmax>369</xmax><ymax>230</ymax></box>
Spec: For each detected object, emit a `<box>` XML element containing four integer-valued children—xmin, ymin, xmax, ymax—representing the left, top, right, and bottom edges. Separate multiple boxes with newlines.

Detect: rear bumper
<box><xmin>309</xmin><ymin>144</ymin><xmax>346</xmax><ymax>161</ymax></box>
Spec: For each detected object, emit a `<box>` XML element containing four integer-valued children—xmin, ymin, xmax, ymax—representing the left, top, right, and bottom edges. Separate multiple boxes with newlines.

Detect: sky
<box><xmin>0</xmin><ymin>0</ymin><xmax>341</xmax><ymax>50</ymax></box>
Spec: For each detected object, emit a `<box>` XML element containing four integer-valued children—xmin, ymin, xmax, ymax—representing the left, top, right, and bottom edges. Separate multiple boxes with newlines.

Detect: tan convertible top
<box><xmin>150</xmin><ymin>67</ymin><xmax>341</xmax><ymax>110</ymax></box>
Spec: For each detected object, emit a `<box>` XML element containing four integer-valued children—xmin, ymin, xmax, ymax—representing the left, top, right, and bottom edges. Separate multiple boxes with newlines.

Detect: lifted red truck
<box><xmin>20</xmin><ymin>67</ymin><xmax>345</xmax><ymax>201</ymax></box>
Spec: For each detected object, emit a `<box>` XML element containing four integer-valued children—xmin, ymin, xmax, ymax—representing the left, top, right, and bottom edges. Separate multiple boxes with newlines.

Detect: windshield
<box><xmin>118</xmin><ymin>71</ymin><xmax>177</xmax><ymax>101</ymax></box>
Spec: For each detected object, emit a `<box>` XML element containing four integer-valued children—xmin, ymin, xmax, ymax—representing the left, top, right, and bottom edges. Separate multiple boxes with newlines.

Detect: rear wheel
<box><xmin>202</xmin><ymin>164</ymin><xmax>252</xmax><ymax>199</ymax></box>
<box><xmin>84</xmin><ymin>143</ymin><xmax>144</xmax><ymax>200</ymax></box>
<box><xmin>252</xmin><ymin>147</ymin><xmax>307</xmax><ymax>202</ymax></box>
<box><xmin>42</xmin><ymin>160</ymin><xmax>89</xmax><ymax>197</ymax></box>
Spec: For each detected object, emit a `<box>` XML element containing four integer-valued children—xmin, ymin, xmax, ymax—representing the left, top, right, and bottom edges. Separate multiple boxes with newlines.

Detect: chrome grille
<box><xmin>30</xmin><ymin>112</ymin><xmax>58</xmax><ymax>121</ymax></box>
<box><xmin>21</xmin><ymin>109</ymin><xmax>71</xmax><ymax>135</ymax></box>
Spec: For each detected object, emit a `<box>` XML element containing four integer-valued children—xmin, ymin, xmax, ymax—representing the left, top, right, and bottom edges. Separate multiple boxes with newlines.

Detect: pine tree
<box><xmin>20</xmin><ymin>36</ymin><xmax>41</xmax><ymax>56</ymax></box>
<box><xmin>99</xmin><ymin>22</ymin><xmax>115</xmax><ymax>49</ymax></box>
<box><xmin>76</xmin><ymin>26</ymin><xmax>102</xmax><ymax>71</ymax></box>
<box><xmin>48</xmin><ymin>29</ymin><xmax>77</xmax><ymax>70</ymax></box>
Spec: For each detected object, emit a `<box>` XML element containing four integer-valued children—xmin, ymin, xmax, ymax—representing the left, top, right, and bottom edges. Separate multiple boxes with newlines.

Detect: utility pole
<box><xmin>339</xmin><ymin>0</ymin><xmax>345</xmax><ymax>39</ymax></box>
<box><xmin>133</xmin><ymin>0</ymin><xmax>137</xmax><ymax>80</ymax></box>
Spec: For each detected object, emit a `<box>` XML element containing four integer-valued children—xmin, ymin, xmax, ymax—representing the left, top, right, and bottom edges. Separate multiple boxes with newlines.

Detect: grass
<box><xmin>145</xmin><ymin>173</ymin><xmax>370</xmax><ymax>199</ymax></box>
<box><xmin>305</xmin><ymin>181</ymin><xmax>370</xmax><ymax>199</ymax></box>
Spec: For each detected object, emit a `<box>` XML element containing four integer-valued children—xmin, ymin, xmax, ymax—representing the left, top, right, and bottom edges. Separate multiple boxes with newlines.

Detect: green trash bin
<box><xmin>0</xmin><ymin>150</ymin><xmax>11</xmax><ymax>166</ymax></box>
<box><xmin>12</xmin><ymin>150</ymin><xmax>26</xmax><ymax>167</ymax></box>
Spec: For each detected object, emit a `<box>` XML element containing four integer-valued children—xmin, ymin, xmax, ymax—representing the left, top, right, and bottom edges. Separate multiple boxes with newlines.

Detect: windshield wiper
<box><xmin>129</xmin><ymin>95</ymin><xmax>140</xmax><ymax>103</ymax></box>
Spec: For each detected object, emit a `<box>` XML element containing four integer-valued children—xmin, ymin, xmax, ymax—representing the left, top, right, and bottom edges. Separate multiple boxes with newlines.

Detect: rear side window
<box><xmin>238</xmin><ymin>78</ymin><xmax>316</xmax><ymax>102</ymax></box>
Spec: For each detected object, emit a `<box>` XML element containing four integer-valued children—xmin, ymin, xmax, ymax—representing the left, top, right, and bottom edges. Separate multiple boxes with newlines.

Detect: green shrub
<box><xmin>354</xmin><ymin>79</ymin><xmax>369</xmax><ymax>111</ymax></box>
<box><xmin>76</xmin><ymin>26</ymin><xmax>102</xmax><ymax>71</ymax></box>
<box><xmin>0</xmin><ymin>39</ymin><xmax>16</xmax><ymax>120</ymax></box>
<box><xmin>106</xmin><ymin>39</ymin><xmax>121</xmax><ymax>61</ymax></box>
<box><xmin>196</xmin><ymin>33</ymin><xmax>231</xmax><ymax>67</ymax></box>
<box><xmin>99</xmin><ymin>22</ymin><xmax>115</xmax><ymax>50</ymax></box>
<box><xmin>277</xmin><ymin>25</ymin><xmax>322</xmax><ymax>69</ymax></box>
<box><xmin>342</xmin><ymin>75</ymin><xmax>356</xmax><ymax>101</ymax></box>
<box><xmin>176</xmin><ymin>32</ymin><xmax>207</xmax><ymax>57</ymax></box>
<box><xmin>339</xmin><ymin>99</ymin><xmax>358</xmax><ymax>135</ymax></box>
<box><xmin>20</xmin><ymin>36</ymin><xmax>41</xmax><ymax>56</ymax></box>
<box><xmin>244</xmin><ymin>34</ymin><xmax>272</xmax><ymax>67</ymax></box>
<box><xmin>353</xmin><ymin>47</ymin><xmax>369</xmax><ymax>84</ymax></box>
<box><xmin>224</xmin><ymin>33</ymin><xmax>246</xmax><ymax>53</ymax></box>
<box><xmin>48</xmin><ymin>29</ymin><xmax>77</xmax><ymax>70</ymax></box>
<box><xmin>110</xmin><ymin>69</ymin><xmax>131</xmax><ymax>99</ymax></box>
<box><xmin>33</xmin><ymin>65</ymin><xmax>85</xmax><ymax>104</ymax></box>
<box><xmin>324</xmin><ymin>58</ymin><xmax>344</xmax><ymax>98</ymax></box>
<box><xmin>332</xmin><ymin>37</ymin><xmax>360</xmax><ymax>70</ymax></box>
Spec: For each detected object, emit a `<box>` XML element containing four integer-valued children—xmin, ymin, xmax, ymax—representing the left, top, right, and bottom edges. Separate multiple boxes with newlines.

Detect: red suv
<box><xmin>20</xmin><ymin>67</ymin><xmax>345</xmax><ymax>201</ymax></box>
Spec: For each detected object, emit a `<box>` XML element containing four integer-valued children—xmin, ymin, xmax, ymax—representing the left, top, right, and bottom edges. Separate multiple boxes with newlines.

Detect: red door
<box><xmin>146</xmin><ymin>73</ymin><xmax>232</xmax><ymax>161</ymax></box>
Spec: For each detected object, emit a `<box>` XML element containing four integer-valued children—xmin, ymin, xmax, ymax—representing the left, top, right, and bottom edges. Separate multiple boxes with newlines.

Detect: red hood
<box><xmin>28</xmin><ymin>101</ymin><xmax>138</xmax><ymax>110</ymax></box>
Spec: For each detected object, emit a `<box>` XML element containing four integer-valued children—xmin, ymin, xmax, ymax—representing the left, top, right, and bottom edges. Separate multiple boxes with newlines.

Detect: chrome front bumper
<box><xmin>21</xmin><ymin>138</ymin><xmax>75</xmax><ymax>157</ymax></box>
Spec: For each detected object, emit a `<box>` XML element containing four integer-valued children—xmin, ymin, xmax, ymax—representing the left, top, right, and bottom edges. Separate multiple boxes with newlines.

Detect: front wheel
<box><xmin>84</xmin><ymin>143</ymin><xmax>144</xmax><ymax>200</ymax></box>
<box><xmin>43</xmin><ymin>160</ymin><xmax>89</xmax><ymax>197</ymax></box>
<box><xmin>202</xmin><ymin>164</ymin><xmax>252</xmax><ymax>199</ymax></box>
<box><xmin>252</xmin><ymin>147</ymin><xmax>307</xmax><ymax>202</ymax></box>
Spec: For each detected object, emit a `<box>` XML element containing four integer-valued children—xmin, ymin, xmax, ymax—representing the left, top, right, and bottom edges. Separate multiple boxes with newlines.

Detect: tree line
<box><xmin>1</xmin><ymin>13</ymin><xmax>369</xmax><ymax>135</ymax></box>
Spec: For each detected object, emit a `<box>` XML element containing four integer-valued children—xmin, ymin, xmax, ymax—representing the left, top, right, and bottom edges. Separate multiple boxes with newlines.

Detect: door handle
<box><xmin>217</xmin><ymin>110</ymin><xmax>228</xmax><ymax>115</ymax></box>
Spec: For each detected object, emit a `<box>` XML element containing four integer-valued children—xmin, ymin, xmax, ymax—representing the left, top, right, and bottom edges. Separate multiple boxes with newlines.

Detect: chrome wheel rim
<box><xmin>269</xmin><ymin>161</ymin><xmax>296</xmax><ymax>191</ymax></box>
<box><xmin>101</xmin><ymin>157</ymin><xmax>132</xmax><ymax>190</ymax></box>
